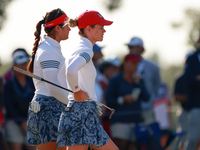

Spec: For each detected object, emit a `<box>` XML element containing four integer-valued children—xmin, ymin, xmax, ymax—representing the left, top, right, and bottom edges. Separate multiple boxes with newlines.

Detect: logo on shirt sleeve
<box><xmin>75</xmin><ymin>86</ymin><xmax>79</xmax><ymax>89</ymax></box>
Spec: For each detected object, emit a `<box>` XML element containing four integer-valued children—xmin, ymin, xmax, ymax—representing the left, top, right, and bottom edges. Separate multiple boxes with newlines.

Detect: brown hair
<box><xmin>27</xmin><ymin>8</ymin><xmax>65</xmax><ymax>73</ymax></box>
<box><xmin>68</xmin><ymin>18</ymin><xmax>95</xmax><ymax>37</ymax></box>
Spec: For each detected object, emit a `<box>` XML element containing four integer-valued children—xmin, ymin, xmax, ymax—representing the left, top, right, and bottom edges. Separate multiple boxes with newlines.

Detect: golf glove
<box><xmin>87</xmin><ymin>98</ymin><xmax>103</xmax><ymax>116</ymax></box>
<box><xmin>96</xmin><ymin>104</ymin><xmax>103</xmax><ymax>116</ymax></box>
<box><xmin>30</xmin><ymin>100</ymin><xmax>40</xmax><ymax>113</ymax></box>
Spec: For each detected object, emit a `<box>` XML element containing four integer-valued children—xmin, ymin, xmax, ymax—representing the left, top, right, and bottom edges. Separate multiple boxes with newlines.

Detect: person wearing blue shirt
<box><xmin>174</xmin><ymin>72</ymin><xmax>190</xmax><ymax>149</ymax></box>
<box><xmin>3</xmin><ymin>48</ymin><xmax>36</xmax><ymax>150</ymax></box>
<box><xmin>125</xmin><ymin>36</ymin><xmax>161</xmax><ymax>124</ymax></box>
<box><xmin>105</xmin><ymin>54</ymin><xmax>150</xmax><ymax>150</ymax></box>
<box><xmin>184</xmin><ymin>45</ymin><xmax>200</xmax><ymax>150</ymax></box>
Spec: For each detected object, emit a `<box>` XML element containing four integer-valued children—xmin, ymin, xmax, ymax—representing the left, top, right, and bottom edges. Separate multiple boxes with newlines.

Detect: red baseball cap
<box><xmin>77</xmin><ymin>10</ymin><xmax>113</xmax><ymax>29</ymax></box>
<box><xmin>124</xmin><ymin>54</ymin><xmax>141</xmax><ymax>63</ymax></box>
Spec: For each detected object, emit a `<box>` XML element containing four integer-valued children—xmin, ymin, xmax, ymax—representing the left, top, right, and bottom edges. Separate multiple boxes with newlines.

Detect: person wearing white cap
<box><xmin>12</xmin><ymin>49</ymin><xmax>30</xmax><ymax>64</ymax></box>
<box><xmin>126</xmin><ymin>36</ymin><xmax>161</xmax><ymax>121</ymax></box>
<box><xmin>3</xmin><ymin>48</ymin><xmax>36</xmax><ymax>150</ymax></box>
<box><xmin>3</xmin><ymin>49</ymin><xmax>31</xmax><ymax>82</ymax></box>
<box><xmin>126</xmin><ymin>37</ymin><xmax>162</xmax><ymax>148</ymax></box>
<box><xmin>26</xmin><ymin>8</ymin><xmax>70</xmax><ymax>150</ymax></box>
<box><xmin>57</xmin><ymin>10</ymin><xmax>118</xmax><ymax>150</ymax></box>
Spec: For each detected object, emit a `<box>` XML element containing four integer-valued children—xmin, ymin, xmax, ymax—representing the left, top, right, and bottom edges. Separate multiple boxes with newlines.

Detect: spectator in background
<box><xmin>2</xmin><ymin>53</ymin><xmax>14</xmax><ymax>83</ymax></box>
<box><xmin>92</xmin><ymin>44</ymin><xmax>104</xmax><ymax>104</ymax></box>
<box><xmin>98</xmin><ymin>56</ymin><xmax>120</xmax><ymax>138</ymax></box>
<box><xmin>98</xmin><ymin>56</ymin><xmax>120</xmax><ymax>91</ymax></box>
<box><xmin>153</xmin><ymin>82</ymin><xmax>171</xmax><ymax>148</ymax></box>
<box><xmin>92</xmin><ymin>44</ymin><xmax>121</xmax><ymax>140</ymax></box>
<box><xmin>0</xmin><ymin>59</ymin><xmax>9</xmax><ymax>150</ymax></box>
<box><xmin>174</xmin><ymin>72</ymin><xmax>189</xmax><ymax>150</ymax></box>
<box><xmin>3</xmin><ymin>68</ymin><xmax>13</xmax><ymax>83</ymax></box>
<box><xmin>184</xmin><ymin>36</ymin><xmax>200</xmax><ymax>150</ymax></box>
<box><xmin>105</xmin><ymin>54</ymin><xmax>150</xmax><ymax>150</ymax></box>
<box><xmin>173</xmin><ymin>51</ymin><xmax>194</xmax><ymax>150</ymax></box>
<box><xmin>0</xmin><ymin>59</ymin><xmax>4</xmax><ymax>126</ymax></box>
<box><xmin>92</xmin><ymin>44</ymin><xmax>103</xmax><ymax>68</ymax></box>
<box><xmin>3</xmin><ymin>48</ymin><xmax>36</xmax><ymax>150</ymax></box>
<box><xmin>126</xmin><ymin>36</ymin><xmax>161</xmax><ymax>124</ymax></box>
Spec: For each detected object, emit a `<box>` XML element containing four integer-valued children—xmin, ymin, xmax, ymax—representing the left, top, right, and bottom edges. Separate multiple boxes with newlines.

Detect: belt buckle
<box><xmin>64</xmin><ymin>107</ymin><xmax>73</xmax><ymax>112</ymax></box>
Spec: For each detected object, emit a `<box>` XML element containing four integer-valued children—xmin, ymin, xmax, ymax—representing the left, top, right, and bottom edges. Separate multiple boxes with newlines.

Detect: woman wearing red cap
<box><xmin>27</xmin><ymin>8</ymin><xmax>70</xmax><ymax>150</ymax></box>
<box><xmin>57</xmin><ymin>10</ymin><xmax>119</xmax><ymax>150</ymax></box>
<box><xmin>104</xmin><ymin>54</ymin><xmax>150</xmax><ymax>150</ymax></box>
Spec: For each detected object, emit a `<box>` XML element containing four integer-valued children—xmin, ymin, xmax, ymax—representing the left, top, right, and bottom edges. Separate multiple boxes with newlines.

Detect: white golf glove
<box><xmin>96</xmin><ymin>103</ymin><xmax>103</xmax><ymax>116</ymax></box>
<box><xmin>87</xmin><ymin>98</ymin><xmax>103</xmax><ymax>116</ymax></box>
<box><xmin>30</xmin><ymin>100</ymin><xmax>40</xmax><ymax>113</ymax></box>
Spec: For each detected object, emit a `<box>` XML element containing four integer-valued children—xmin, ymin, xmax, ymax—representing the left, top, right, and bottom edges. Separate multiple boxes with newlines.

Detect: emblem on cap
<box><xmin>98</xmin><ymin>13</ymin><xmax>103</xmax><ymax>18</ymax></box>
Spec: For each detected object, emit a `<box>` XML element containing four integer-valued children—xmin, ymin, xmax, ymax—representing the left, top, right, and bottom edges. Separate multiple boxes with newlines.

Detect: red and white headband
<box><xmin>43</xmin><ymin>13</ymin><xmax>68</xmax><ymax>28</ymax></box>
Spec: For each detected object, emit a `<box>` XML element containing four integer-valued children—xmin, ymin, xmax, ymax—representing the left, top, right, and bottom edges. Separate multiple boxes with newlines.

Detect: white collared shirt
<box><xmin>33</xmin><ymin>35</ymin><xmax>66</xmax><ymax>96</ymax></box>
<box><xmin>66</xmin><ymin>37</ymin><xmax>97</xmax><ymax>101</ymax></box>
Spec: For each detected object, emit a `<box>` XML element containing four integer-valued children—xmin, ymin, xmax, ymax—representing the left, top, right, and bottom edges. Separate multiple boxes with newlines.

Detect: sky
<box><xmin>0</xmin><ymin>0</ymin><xmax>200</xmax><ymax>67</ymax></box>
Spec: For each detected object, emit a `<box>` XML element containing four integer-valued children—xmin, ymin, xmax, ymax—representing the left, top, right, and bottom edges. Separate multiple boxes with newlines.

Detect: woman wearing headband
<box><xmin>57</xmin><ymin>10</ymin><xmax>119</xmax><ymax>150</ymax></box>
<box><xmin>27</xmin><ymin>8</ymin><xmax>70</xmax><ymax>150</ymax></box>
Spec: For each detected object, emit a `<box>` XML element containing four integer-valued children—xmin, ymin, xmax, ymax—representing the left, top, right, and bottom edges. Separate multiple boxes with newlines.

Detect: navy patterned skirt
<box><xmin>57</xmin><ymin>101</ymin><xmax>109</xmax><ymax>147</ymax></box>
<box><xmin>27</xmin><ymin>94</ymin><xmax>66</xmax><ymax>145</ymax></box>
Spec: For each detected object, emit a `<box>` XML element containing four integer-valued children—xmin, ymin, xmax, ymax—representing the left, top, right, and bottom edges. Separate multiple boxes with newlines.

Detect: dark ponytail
<box><xmin>27</xmin><ymin>19</ymin><xmax>44</xmax><ymax>73</ymax></box>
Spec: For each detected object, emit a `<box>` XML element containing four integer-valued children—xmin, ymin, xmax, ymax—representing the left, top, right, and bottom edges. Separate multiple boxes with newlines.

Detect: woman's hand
<box><xmin>74</xmin><ymin>89</ymin><xmax>89</xmax><ymax>102</ymax></box>
<box><xmin>132</xmin><ymin>73</ymin><xmax>141</xmax><ymax>84</ymax></box>
<box><xmin>21</xmin><ymin>121</ymin><xmax>27</xmax><ymax>134</ymax></box>
<box><xmin>123</xmin><ymin>95</ymin><xmax>135</xmax><ymax>103</ymax></box>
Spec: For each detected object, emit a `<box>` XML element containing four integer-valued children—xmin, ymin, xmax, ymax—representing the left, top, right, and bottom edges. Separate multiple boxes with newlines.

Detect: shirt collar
<box><xmin>80</xmin><ymin>37</ymin><xmax>93</xmax><ymax>50</ymax></box>
<box><xmin>43</xmin><ymin>35</ymin><xmax>61</xmax><ymax>52</ymax></box>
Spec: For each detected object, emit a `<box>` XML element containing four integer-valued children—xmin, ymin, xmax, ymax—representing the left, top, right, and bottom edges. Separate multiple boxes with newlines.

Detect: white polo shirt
<box><xmin>33</xmin><ymin>35</ymin><xmax>66</xmax><ymax>96</ymax></box>
<box><xmin>66</xmin><ymin>37</ymin><xmax>97</xmax><ymax>101</ymax></box>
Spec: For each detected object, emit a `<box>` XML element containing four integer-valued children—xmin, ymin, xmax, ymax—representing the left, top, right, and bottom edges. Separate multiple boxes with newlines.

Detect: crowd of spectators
<box><xmin>0</xmin><ymin>34</ymin><xmax>200</xmax><ymax>150</ymax></box>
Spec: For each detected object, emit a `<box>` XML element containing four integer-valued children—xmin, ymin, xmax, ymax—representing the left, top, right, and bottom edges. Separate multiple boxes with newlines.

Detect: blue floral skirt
<box><xmin>57</xmin><ymin>101</ymin><xmax>109</xmax><ymax>147</ymax></box>
<box><xmin>27</xmin><ymin>94</ymin><xmax>66</xmax><ymax>145</ymax></box>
